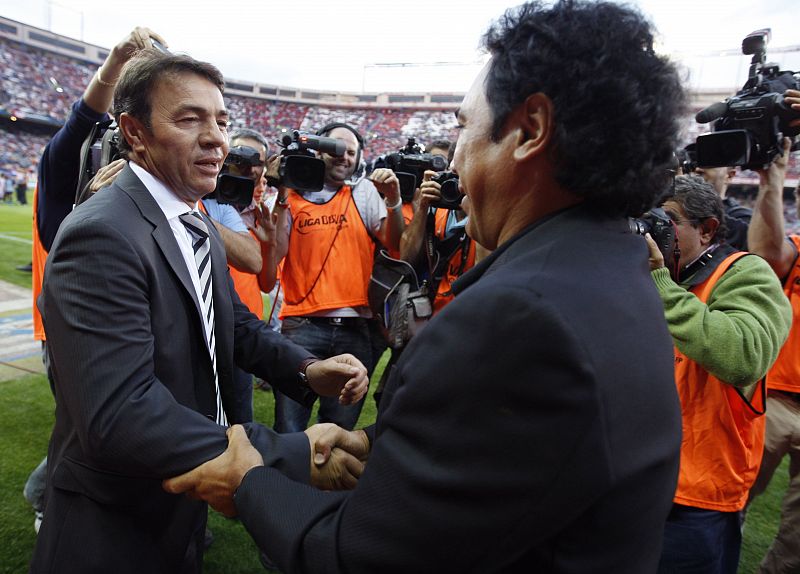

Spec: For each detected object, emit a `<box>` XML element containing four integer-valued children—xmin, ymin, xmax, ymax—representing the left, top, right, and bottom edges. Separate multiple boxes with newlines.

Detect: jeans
<box><xmin>658</xmin><ymin>504</ymin><xmax>742</xmax><ymax>574</ymax></box>
<box><xmin>274</xmin><ymin>316</ymin><xmax>373</xmax><ymax>433</ymax></box>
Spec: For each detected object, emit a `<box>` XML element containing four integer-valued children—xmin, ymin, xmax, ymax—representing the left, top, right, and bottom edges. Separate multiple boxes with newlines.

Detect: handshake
<box><xmin>163</xmin><ymin>423</ymin><xmax>371</xmax><ymax>517</ymax></box>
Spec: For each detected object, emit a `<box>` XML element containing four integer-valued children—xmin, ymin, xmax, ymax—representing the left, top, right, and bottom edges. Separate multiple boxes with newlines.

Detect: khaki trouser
<box><xmin>748</xmin><ymin>391</ymin><xmax>800</xmax><ymax>574</ymax></box>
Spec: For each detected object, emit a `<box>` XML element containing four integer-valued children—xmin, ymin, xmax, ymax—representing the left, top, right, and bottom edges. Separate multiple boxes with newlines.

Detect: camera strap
<box><xmin>424</xmin><ymin>210</ymin><xmax>471</xmax><ymax>301</ymax></box>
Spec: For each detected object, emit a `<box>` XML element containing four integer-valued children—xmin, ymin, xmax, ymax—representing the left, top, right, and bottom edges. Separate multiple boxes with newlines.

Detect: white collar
<box><xmin>129</xmin><ymin>161</ymin><xmax>197</xmax><ymax>220</ymax></box>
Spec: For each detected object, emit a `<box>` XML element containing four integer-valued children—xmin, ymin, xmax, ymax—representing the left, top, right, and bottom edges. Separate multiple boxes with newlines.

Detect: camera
<box><xmin>275</xmin><ymin>129</ymin><xmax>345</xmax><ymax>192</ymax></box>
<box><xmin>369</xmin><ymin>138</ymin><xmax>448</xmax><ymax>202</ymax></box>
<box><xmin>76</xmin><ymin>118</ymin><xmax>121</xmax><ymax>204</ymax></box>
<box><xmin>429</xmin><ymin>171</ymin><xmax>463</xmax><ymax>210</ymax></box>
<box><xmin>694</xmin><ymin>29</ymin><xmax>800</xmax><ymax>170</ymax></box>
<box><xmin>207</xmin><ymin>145</ymin><xmax>263</xmax><ymax>211</ymax></box>
<box><xmin>629</xmin><ymin>207</ymin><xmax>680</xmax><ymax>279</ymax></box>
<box><xmin>677</xmin><ymin>144</ymin><xmax>697</xmax><ymax>175</ymax></box>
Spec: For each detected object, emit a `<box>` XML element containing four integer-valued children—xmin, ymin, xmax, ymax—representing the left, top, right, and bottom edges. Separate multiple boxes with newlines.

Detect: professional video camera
<box><xmin>206</xmin><ymin>145</ymin><xmax>262</xmax><ymax>211</ymax></box>
<box><xmin>369</xmin><ymin>138</ymin><xmax>448</xmax><ymax>202</ymax></box>
<box><xmin>430</xmin><ymin>171</ymin><xmax>463</xmax><ymax>210</ymax></box>
<box><xmin>76</xmin><ymin>118</ymin><xmax>121</xmax><ymax>204</ymax></box>
<box><xmin>629</xmin><ymin>207</ymin><xmax>680</xmax><ymax>279</ymax></box>
<box><xmin>275</xmin><ymin>129</ymin><xmax>346</xmax><ymax>192</ymax></box>
<box><xmin>694</xmin><ymin>28</ymin><xmax>800</xmax><ymax>170</ymax></box>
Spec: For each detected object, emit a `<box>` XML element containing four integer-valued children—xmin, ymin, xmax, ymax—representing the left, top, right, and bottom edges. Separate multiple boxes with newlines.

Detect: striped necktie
<box><xmin>179</xmin><ymin>211</ymin><xmax>227</xmax><ymax>426</ymax></box>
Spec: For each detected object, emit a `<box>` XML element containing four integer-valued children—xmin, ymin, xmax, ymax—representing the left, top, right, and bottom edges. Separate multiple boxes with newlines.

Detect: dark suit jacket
<box><xmin>235</xmin><ymin>204</ymin><xmax>683</xmax><ymax>573</ymax></box>
<box><xmin>31</xmin><ymin>165</ymin><xmax>313</xmax><ymax>574</ymax></box>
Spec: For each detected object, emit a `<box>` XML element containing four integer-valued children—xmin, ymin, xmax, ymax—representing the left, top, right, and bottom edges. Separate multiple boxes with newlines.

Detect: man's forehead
<box><xmin>155</xmin><ymin>73</ymin><xmax>226</xmax><ymax>113</ymax></box>
<box><xmin>328</xmin><ymin>127</ymin><xmax>358</xmax><ymax>146</ymax></box>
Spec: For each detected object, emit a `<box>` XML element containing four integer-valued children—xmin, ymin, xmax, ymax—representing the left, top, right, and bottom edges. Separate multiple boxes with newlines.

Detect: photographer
<box><xmin>746</xmin><ymin>131</ymin><xmax>800</xmax><ymax>574</ymax></box>
<box><xmin>399</xmin><ymin>141</ymin><xmax>478</xmax><ymax>315</ymax></box>
<box><xmin>272</xmin><ymin>122</ymin><xmax>405</xmax><ymax>433</ymax></box>
<box><xmin>644</xmin><ymin>174</ymin><xmax>791</xmax><ymax>573</ymax></box>
<box><xmin>25</xmin><ymin>26</ymin><xmax>167</xmax><ymax>533</ymax></box>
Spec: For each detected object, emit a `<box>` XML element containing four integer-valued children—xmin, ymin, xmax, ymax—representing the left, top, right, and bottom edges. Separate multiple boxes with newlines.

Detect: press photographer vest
<box><xmin>764</xmin><ymin>234</ymin><xmax>800</xmax><ymax>394</ymax></box>
<box><xmin>280</xmin><ymin>186</ymin><xmax>374</xmax><ymax>318</ymax></box>
<box><xmin>673</xmin><ymin>251</ymin><xmax>766</xmax><ymax>512</ymax></box>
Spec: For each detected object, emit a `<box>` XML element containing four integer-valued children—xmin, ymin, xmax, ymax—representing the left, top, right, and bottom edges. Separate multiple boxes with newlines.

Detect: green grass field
<box><xmin>0</xmin><ymin>195</ymin><xmax>35</xmax><ymax>289</ymax></box>
<box><xmin>0</xmin><ymin>197</ymin><xmax>790</xmax><ymax>573</ymax></box>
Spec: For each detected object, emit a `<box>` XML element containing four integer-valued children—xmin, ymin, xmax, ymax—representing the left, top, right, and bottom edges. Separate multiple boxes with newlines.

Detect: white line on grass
<box><xmin>0</xmin><ymin>233</ymin><xmax>32</xmax><ymax>244</ymax></box>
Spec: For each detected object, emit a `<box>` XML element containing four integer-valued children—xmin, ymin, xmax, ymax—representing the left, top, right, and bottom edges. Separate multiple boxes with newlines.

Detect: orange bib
<box><xmin>280</xmin><ymin>186</ymin><xmax>374</xmax><ymax>318</ymax></box>
<box><xmin>673</xmin><ymin>252</ymin><xmax>766</xmax><ymax>512</ymax></box>
<box><xmin>765</xmin><ymin>235</ymin><xmax>800</xmax><ymax>393</ymax></box>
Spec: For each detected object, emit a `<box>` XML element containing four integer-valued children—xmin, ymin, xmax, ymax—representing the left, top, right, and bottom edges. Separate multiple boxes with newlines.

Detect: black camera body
<box><xmin>207</xmin><ymin>145</ymin><xmax>262</xmax><ymax>211</ymax></box>
<box><xmin>430</xmin><ymin>171</ymin><xmax>463</xmax><ymax>210</ymax></box>
<box><xmin>629</xmin><ymin>207</ymin><xmax>680</xmax><ymax>279</ymax></box>
<box><xmin>695</xmin><ymin>29</ymin><xmax>800</xmax><ymax>170</ymax></box>
<box><xmin>76</xmin><ymin>118</ymin><xmax>121</xmax><ymax>204</ymax></box>
<box><xmin>370</xmin><ymin>138</ymin><xmax>448</xmax><ymax>202</ymax></box>
<box><xmin>277</xmin><ymin>130</ymin><xmax>345</xmax><ymax>192</ymax></box>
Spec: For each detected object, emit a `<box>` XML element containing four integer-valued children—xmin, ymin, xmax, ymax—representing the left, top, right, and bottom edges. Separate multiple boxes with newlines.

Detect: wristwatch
<box><xmin>298</xmin><ymin>358</ymin><xmax>318</xmax><ymax>388</ymax></box>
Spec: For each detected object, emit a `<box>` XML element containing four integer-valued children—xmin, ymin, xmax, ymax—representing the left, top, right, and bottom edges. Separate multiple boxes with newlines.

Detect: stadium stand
<box><xmin>0</xmin><ymin>17</ymin><xmax>798</xmax><ymax>226</ymax></box>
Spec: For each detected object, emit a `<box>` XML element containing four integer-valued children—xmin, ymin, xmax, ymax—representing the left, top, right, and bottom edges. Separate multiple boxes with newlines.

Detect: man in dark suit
<box><xmin>166</xmin><ymin>2</ymin><xmax>687</xmax><ymax>572</ymax></box>
<box><xmin>30</xmin><ymin>50</ymin><xmax>368</xmax><ymax>574</ymax></box>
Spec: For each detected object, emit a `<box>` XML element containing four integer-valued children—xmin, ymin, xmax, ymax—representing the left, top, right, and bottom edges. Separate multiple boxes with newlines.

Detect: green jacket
<box><xmin>651</xmin><ymin>252</ymin><xmax>792</xmax><ymax>388</ymax></box>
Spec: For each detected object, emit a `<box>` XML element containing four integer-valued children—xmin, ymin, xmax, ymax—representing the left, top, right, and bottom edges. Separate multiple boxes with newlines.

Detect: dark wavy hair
<box><xmin>113</xmin><ymin>48</ymin><xmax>225</xmax><ymax>157</ymax></box>
<box><xmin>482</xmin><ymin>0</ymin><xmax>687</xmax><ymax>217</ymax></box>
<box><xmin>671</xmin><ymin>174</ymin><xmax>727</xmax><ymax>244</ymax></box>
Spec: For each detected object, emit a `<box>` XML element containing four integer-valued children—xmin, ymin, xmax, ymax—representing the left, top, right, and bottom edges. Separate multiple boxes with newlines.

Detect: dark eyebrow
<box><xmin>176</xmin><ymin>105</ymin><xmax>229</xmax><ymax>119</ymax></box>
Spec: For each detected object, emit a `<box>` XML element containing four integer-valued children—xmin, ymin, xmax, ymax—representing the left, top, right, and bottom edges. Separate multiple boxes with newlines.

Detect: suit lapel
<box><xmin>117</xmin><ymin>166</ymin><xmax>204</xmax><ymax>322</ymax></box>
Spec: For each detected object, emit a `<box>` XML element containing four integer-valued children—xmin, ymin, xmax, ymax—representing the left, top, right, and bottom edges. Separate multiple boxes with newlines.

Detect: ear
<box><xmin>699</xmin><ymin>216</ymin><xmax>720</xmax><ymax>245</ymax></box>
<box><xmin>118</xmin><ymin>112</ymin><xmax>149</xmax><ymax>155</ymax></box>
<box><xmin>512</xmin><ymin>92</ymin><xmax>554</xmax><ymax>163</ymax></box>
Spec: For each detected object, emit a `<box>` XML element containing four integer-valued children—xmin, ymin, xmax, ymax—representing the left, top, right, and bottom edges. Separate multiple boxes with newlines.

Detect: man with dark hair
<box><xmin>644</xmin><ymin>174</ymin><xmax>791</xmax><ymax>573</ymax></box>
<box><xmin>31</xmin><ymin>49</ymin><xmax>369</xmax><ymax>573</ymax></box>
<box><xmin>165</xmin><ymin>2</ymin><xmax>690</xmax><ymax>571</ymax></box>
<box><xmin>24</xmin><ymin>26</ymin><xmax>168</xmax><ymax>534</ymax></box>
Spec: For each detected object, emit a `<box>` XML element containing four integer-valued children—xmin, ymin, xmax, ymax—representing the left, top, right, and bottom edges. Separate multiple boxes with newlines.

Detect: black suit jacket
<box><xmin>31</xmin><ymin>165</ymin><xmax>313</xmax><ymax>574</ymax></box>
<box><xmin>235</xmin><ymin>204</ymin><xmax>683</xmax><ymax>573</ymax></box>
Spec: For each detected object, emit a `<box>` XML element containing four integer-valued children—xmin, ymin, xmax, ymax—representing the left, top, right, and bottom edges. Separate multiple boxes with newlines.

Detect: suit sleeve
<box><xmin>234</xmin><ymin>283</ymin><xmax>616</xmax><ymax>574</ymax></box>
<box><xmin>43</xmin><ymin>217</ymin><xmax>244</xmax><ymax>477</ymax></box>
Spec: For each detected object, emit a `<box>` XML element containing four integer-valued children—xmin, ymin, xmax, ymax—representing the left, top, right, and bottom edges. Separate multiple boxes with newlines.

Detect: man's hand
<box><xmin>369</xmin><ymin>168</ymin><xmax>401</xmax><ymax>204</ymax></box>
<box><xmin>113</xmin><ymin>27</ymin><xmax>168</xmax><ymax>63</ymax></box>
<box><xmin>252</xmin><ymin>201</ymin><xmax>279</xmax><ymax>246</ymax></box>
<box><xmin>786</xmin><ymin>89</ymin><xmax>800</xmax><ymax>128</ymax></box>
<box><xmin>305</xmin><ymin>355</ymin><xmax>369</xmax><ymax>404</ymax></box>
<box><xmin>88</xmin><ymin>158</ymin><xmax>126</xmax><ymax>195</ymax></box>
<box><xmin>416</xmin><ymin>170</ymin><xmax>443</xmax><ymax>212</ymax></box>
<box><xmin>305</xmin><ymin>423</ymin><xmax>370</xmax><ymax>490</ymax></box>
<box><xmin>644</xmin><ymin>233</ymin><xmax>665</xmax><ymax>271</ymax></box>
<box><xmin>162</xmin><ymin>425</ymin><xmax>263</xmax><ymax>518</ymax></box>
<box><xmin>757</xmin><ymin>136</ymin><xmax>791</xmax><ymax>188</ymax></box>
<box><xmin>265</xmin><ymin>155</ymin><xmax>282</xmax><ymax>183</ymax></box>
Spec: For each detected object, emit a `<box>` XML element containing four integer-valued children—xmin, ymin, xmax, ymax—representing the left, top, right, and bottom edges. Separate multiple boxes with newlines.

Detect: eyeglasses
<box><xmin>663</xmin><ymin>210</ymin><xmax>700</xmax><ymax>227</ymax></box>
